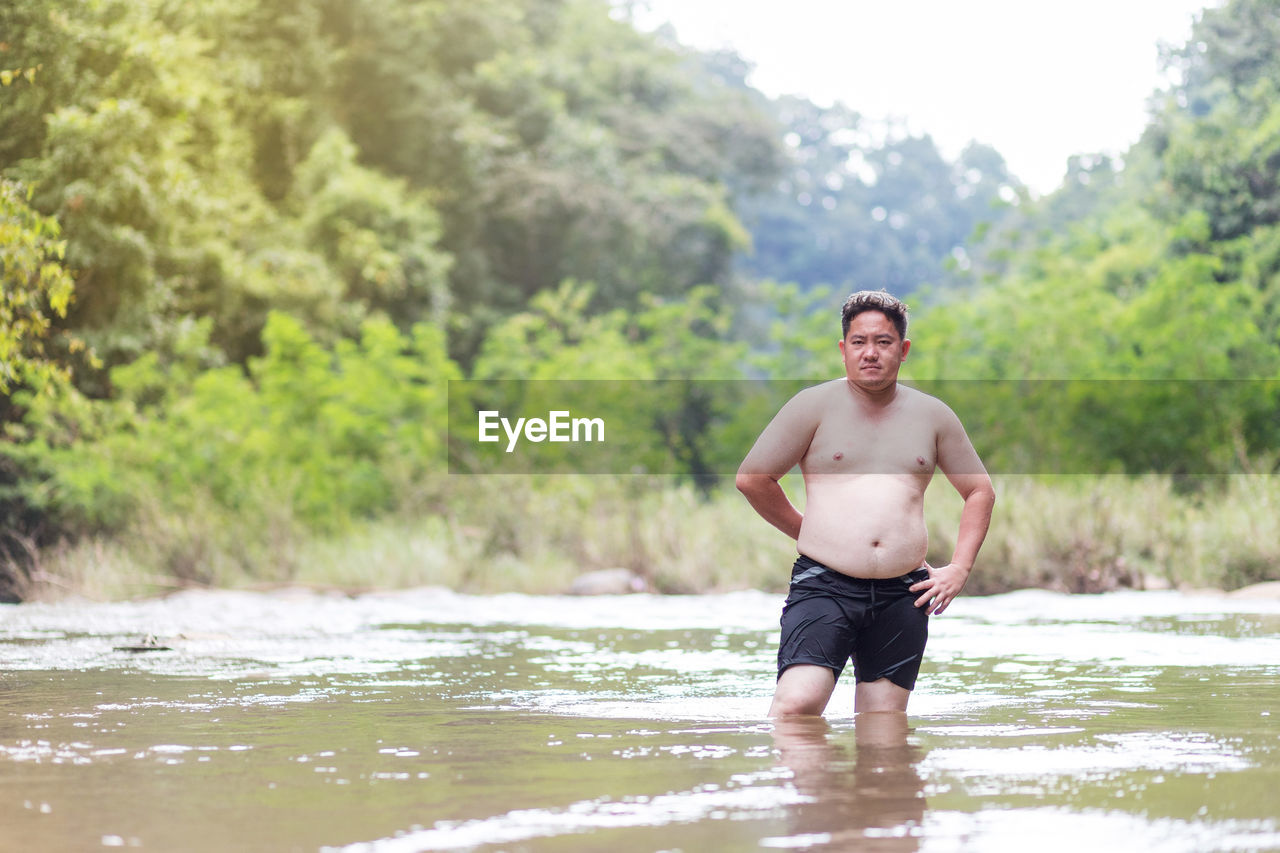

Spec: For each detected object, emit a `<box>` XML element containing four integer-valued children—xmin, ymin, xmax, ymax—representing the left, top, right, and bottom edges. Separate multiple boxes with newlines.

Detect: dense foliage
<box><xmin>0</xmin><ymin>178</ymin><xmax>78</xmax><ymax>394</ymax></box>
<box><xmin>1</xmin><ymin>0</ymin><xmax>1277</xmax><ymax>598</ymax></box>
<box><xmin>906</xmin><ymin>0</ymin><xmax>1280</xmax><ymax>475</ymax></box>
<box><xmin>736</xmin><ymin>93</ymin><xmax>1020</xmax><ymax>296</ymax></box>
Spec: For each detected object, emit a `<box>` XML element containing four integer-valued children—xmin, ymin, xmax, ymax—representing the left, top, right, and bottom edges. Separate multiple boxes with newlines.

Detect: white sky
<box><xmin>632</xmin><ymin>0</ymin><xmax>1220</xmax><ymax>195</ymax></box>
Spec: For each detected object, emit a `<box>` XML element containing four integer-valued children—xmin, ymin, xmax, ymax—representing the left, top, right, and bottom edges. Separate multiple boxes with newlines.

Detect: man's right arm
<box><xmin>735</xmin><ymin>391</ymin><xmax>819</xmax><ymax>541</ymax></box>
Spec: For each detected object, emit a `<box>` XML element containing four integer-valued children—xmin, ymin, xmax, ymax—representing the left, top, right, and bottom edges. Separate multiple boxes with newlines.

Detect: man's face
<box><xmin>839</xmin><ymin>310</ymin><xmax>910</xmax><ymax>391</ymax></box>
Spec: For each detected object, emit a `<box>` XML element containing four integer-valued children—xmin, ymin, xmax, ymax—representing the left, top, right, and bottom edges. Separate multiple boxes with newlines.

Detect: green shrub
<box><xmin>17</xmin><ymin>311</ymin><xmax>458</xmax><ymax>572</ymax></box>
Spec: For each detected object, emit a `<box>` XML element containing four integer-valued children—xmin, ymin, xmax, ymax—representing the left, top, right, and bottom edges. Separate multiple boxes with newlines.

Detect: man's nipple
<box><xmin>833</xmin><ymin>451</ymin><xmax>843</xmax><ymax>461</ymax></box>
<box><xmin>916</xmin><ymin>456</ymin><xmax>926</xmax><ymax>466</ymax></box>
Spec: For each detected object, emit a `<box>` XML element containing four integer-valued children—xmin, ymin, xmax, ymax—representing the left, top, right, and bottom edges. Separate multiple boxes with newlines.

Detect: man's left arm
<box><xmin>911</xmin><ymin>404</ymin><xmax>995</xmax><ymax>615</ymax></box>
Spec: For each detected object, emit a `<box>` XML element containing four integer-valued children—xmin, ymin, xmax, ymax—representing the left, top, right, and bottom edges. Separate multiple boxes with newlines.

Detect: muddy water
<box><xmin>1</xmin><ymin>587</ymin><xmax>1278</xmax><ymax>852</ymax></box>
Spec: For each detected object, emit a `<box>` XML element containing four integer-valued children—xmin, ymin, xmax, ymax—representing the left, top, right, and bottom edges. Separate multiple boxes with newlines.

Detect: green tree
<box><xmin>0</xmin><ymin>179</ymin><xmax>76</xmax><ymax>394</ymax></box>
<box><xmin>735</xmin><ymin>92</ymin><xmax>1020</xmax><ymax>296</ymax></box>
<box><xmin>327</xmin><ymin>0</ymin><xmax>780</xmax><ymax>358</ymax></box>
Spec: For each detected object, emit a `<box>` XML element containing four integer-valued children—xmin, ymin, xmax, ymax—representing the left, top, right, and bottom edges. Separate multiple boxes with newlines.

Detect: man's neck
<box><xmin>845</xmin><ymin>377</ymin><xmax>899</xmax><ymax>406</ymax></box>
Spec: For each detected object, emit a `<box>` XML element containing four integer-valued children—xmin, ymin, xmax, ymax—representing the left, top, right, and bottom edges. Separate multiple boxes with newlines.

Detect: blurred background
<box><xmin>2</xmin><ymin>0</ymin><xmax>1277</xmax><ymax>602</ymax></box>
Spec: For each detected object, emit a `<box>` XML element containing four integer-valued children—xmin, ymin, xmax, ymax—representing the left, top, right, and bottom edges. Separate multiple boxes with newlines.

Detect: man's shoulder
<box><xmin>898</xmin><ymin>383</ymin><xmax>963</xmax><ymax>426</ymax></box>
<box><xmin>785</xmin><ymin>378</ymin><xmax>845</xmax><ymax>405</ymax></box>
<box><xmin>897</xmin><ymin>382</ymin><xmax>943</xmax><ymax>406</ymax></box>
<box><xmin>896</xmin><ymin>384</ymin><xmax>962</xmax><ymax>438</ymax></box>
<box><xmin>803</xmin><ymin>378</ymin><xmax>846</xmax><ymax>396</ymax></box>
<box><xmin>772</xmin><ymin>379</ymin><xmax>844</xmax><ymax>425</ymax></box>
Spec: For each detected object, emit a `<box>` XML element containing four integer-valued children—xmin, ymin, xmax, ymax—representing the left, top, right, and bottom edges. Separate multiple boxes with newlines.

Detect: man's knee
<box><xmin>770</xmin><ymin>693</ymin><xmax>828</xmax><ymax>717</ymax></box>
<box><xmin>770</xmin><ymin>664</ymin><xmax>836</xmax><ymax>717</ymax></box>
<box><xmin>853</xmin><ymin>677</ymin><xmax>911</xmax><ymax>713</ymax></box>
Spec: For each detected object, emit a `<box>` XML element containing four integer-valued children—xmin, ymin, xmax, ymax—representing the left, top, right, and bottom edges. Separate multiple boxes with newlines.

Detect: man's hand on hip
<box><xmin>910</xmin><ymin>562</ymin><xmax>970</xmax><ymax>616</ymax></box>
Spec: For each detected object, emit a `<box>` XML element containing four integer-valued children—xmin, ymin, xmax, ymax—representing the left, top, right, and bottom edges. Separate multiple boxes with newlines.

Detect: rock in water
<box><xmin>567</xmin><ymin>568</ymin><xmax>647</xmax><ymax>595</ymax></box>
<box><xmin>1228</xmin><ymin>581</ymin><xmax>1280</xmax><ymax>599</ymax></box>
<box><xmin>114</xmin><ymin>634</ymin><xmax>174</xmax><ymax>653</ymax></box>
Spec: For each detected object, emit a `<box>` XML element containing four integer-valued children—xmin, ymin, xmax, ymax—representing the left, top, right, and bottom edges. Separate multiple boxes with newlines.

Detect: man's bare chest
<box><xmin>803</xmin><ymin>416</ymin><xmax>936</xmax><ymax>476</ymax></box>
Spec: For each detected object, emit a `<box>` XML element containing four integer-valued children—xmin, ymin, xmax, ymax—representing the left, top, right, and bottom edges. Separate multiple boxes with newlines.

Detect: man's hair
<box><xmin>841</xmin><ymin>290</ymin><xmax>909</xmax><ymax>340</ymax></box>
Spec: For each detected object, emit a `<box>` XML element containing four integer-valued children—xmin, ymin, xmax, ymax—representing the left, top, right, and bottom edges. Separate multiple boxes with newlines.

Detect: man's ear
<box><xmin>901</xmin><ymin>339</ymin><xmax>911</xmax><ymax>359</ymax></box>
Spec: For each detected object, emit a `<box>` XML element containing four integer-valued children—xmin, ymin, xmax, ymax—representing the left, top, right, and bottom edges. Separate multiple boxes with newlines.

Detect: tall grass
<box><xmin>928</xmin><ymin>474</ymin><xmax>1279</xmax><ymax>593</ymax></box>
<box><xmin>31</xmin><ymin>473</ymin><xmax>1279</xmax><ymax>601</ymax></box>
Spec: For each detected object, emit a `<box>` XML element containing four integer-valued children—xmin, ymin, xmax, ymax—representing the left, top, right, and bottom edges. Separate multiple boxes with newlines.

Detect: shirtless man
<box><xmin>736</xmin><ymin>290</ymin><xmax>995</xmax><ymax>717</ymax></box>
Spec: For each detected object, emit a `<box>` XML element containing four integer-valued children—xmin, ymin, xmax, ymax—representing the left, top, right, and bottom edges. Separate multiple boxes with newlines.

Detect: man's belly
<box><xmin>796</xmin><ymin>475</ymin><xmax>928</xmax><ymax>578</ymax></box>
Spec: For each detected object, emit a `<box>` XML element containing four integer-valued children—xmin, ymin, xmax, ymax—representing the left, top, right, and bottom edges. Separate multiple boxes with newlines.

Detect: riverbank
<box><xmin>14</xmin><ymin>473</ymin><xmax>1279</xmax><ymax>603</ymax></box>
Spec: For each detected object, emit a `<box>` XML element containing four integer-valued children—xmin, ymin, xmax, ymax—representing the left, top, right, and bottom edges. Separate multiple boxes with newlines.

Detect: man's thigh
<box><xmin>853</xmin><ymin>590</ymin><xmax>929</xmax><ymax>690</ymax></box>
<box><xmin>778</xmin><ymin>586</ymin><xmax>860</xmax><ymax>676</ymax></box>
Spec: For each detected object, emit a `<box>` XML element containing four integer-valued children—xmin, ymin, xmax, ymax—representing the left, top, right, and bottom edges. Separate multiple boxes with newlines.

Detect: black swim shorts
<box><xmin>777</xmin><ymin>554</ymin><xmax>931</xmax><ymax>690</ymax></box>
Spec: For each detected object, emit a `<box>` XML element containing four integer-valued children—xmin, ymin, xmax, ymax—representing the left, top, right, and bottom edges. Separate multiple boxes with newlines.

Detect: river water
<box><xmin>1</xmin><ymin>586</ymin><xmax>1278</xmax><ymax>852</ymax></box>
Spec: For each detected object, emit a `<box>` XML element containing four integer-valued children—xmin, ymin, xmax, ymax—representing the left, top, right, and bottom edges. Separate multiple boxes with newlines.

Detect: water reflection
<box><xmin>771</xmin><ymin>713</ymin><xmax>926</xmax><ymax>850</ymax></box>
<box><xmin>3</xmin><ymin>588</ymin><xmax>1279</xmax><ymax>851</ymax></box>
